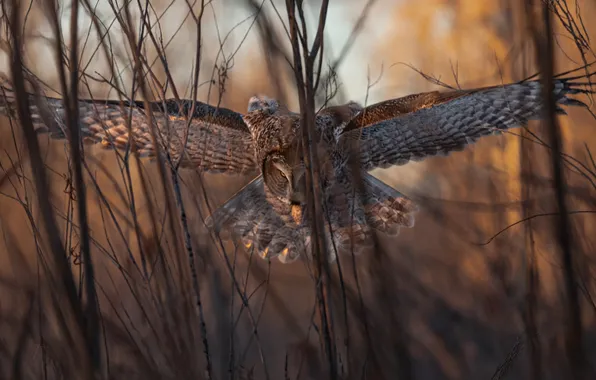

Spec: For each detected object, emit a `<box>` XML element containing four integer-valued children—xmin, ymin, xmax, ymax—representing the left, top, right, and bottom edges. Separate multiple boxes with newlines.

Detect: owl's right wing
<box><xmin>338</xmin><ymin>70</ymin><xmax>594</xmax><ymax>171</ymax></box>
<box><xmin>0</xmin><ymin>82</ymin><xmax>258</xmax><ymax>174</ymax></box>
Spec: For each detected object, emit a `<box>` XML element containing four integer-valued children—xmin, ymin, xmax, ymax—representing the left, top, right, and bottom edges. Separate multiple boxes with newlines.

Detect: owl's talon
<box><xmin>260</xmin><ymin>247</ymin><xmax>269</xmax><ymax>258</ymax></box>
<box><xmin>291</xmin><ymin>204</ymin><xmax>303</xmax><ymax>225</ymax></box>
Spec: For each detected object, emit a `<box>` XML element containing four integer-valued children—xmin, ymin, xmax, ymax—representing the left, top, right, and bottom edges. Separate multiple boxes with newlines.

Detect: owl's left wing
<box><xmin>339</xmin><ymin>72</ymin><xmax>594</xmax><ymax>171</ymax></box>
<box><xmin>0</xmin><ymin>81</ymin><xmax>257</xmax><ymax>174</ymax></box>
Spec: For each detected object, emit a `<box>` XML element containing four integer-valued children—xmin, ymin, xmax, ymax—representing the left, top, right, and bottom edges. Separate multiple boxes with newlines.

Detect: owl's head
<box><xmin>262</xmin><ymin>151</ymin><xmax>305</xmax><ymax>206</ymax></box>
<box><xmin>247</xmin><ymin>95</ymin><xmax>280</xmax><ymax>114</ymax></box>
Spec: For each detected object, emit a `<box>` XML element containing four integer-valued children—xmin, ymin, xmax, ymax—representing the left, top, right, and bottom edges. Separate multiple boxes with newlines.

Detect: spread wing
<box><xmin>339</xmin><ymin>71</ymin><xmax>595</xmax><ymax>171</ymax></box>
<box><xmin>0</xmin><ymin>82</ymin><xmax>257</xmax><ymax>174</ymax></box>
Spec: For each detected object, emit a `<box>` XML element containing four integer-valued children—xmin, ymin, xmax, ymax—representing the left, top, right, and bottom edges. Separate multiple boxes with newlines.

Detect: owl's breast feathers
<box><xmin>243</xmin><ymin>108</ymin><xmax>301</xmax><ymax>164</ymax></box>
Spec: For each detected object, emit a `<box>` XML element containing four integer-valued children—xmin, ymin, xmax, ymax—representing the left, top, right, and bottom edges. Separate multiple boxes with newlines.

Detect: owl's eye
<box><xmin>279</xmin><ymin>170</ymin><xmax>288</xmax><ymax>180</ymax></box>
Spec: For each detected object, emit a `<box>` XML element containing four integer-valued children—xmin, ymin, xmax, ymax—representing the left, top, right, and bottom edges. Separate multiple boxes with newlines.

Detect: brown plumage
<box><xmin>0</xmin><ymin>83</ymin><xmax>257</xmax><ymax>173</ymax></box>
<box><xmin>0</xmin><ymin>68</ymin><xmax>593</xmax><ymax>264</ymax></box>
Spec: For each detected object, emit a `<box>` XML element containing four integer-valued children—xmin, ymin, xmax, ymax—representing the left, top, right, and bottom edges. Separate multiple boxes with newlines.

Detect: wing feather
<box><xmin>340</xmin><ymin>73</ymin><xmax>594</xmax><ymax>171</ymax></box>
<box><xmin>0</xmin><ymin>82</ymin><xmax>257</xmax><ymax>174</ymax></box>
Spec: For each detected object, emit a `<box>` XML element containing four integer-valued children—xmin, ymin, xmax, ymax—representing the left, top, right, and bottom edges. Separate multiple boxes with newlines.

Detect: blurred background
<box><xmin>0</xmin><ymin>0</ymin><xmax>596</xmax><ymax>379</ymax></box>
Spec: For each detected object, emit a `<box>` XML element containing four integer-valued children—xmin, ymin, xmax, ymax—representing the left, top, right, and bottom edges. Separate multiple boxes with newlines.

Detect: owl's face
<box><xmin>247</xmin><ymin>95</ymin><xmax>280</xmax><ymax>113</ymax></box>
<box><xmin>262</xmin><ymin>151</ymin><xmax>305</xmax><ymax>206</ymax></box>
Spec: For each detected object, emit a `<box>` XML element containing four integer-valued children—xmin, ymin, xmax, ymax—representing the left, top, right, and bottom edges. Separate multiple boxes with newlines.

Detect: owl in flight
<box><xmin>0</xmin><ymin>69</ymin><xmax>593</xmax><ymax>263</ymax></box>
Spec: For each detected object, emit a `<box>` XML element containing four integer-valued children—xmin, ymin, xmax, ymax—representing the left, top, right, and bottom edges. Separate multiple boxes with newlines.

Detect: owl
<box><xmin>0</xmin><ymin>69</ymin><xmax>592</xmax><ymax>263</ymax></box>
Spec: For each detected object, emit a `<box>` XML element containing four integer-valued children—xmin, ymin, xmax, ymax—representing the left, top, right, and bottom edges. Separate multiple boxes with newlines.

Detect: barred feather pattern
<box><xmin>0</xmin><ymin>83</ymin><xmax>258</xmax><ymax>174</ymax></box>
<box><xmin>206</xmin><ymin>176</ymin><xmax>310</xmax><ymax>263</ymax></box>
<box><xmin>360</xmin><ymin>174</ymin><xmax>418</xmax><ymax>234</ymax></box>
<box><xmin>340</xmin><ymin>75</ymin><xmax>594</xmax><ymax>171</ymax></box>
<box><xmin>206</xmin><ymin>173</ymin><xmax>417</xmax><ymax>263</ymax></box>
